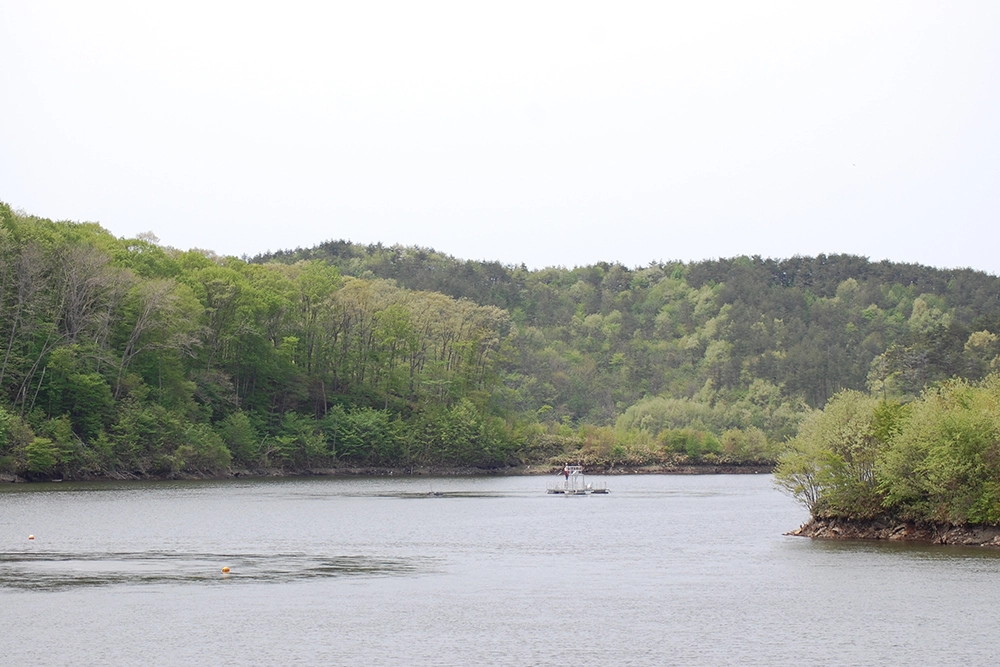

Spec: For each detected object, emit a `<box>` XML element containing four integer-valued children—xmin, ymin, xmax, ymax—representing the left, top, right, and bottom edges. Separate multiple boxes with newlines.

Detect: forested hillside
<box><xmin>2</xmin><ymin>202</ymin><xmax>999</xmax><ymax>480</ymax></box>
<box><xmin>0</xmin><ymin>205</ymin><xmax>515</xmax><ymax>478</ymax></box>
<box><xmin>259</xmin><ymin>241</ymin><xmax>1000</xmax><ymax>437</ymax></box>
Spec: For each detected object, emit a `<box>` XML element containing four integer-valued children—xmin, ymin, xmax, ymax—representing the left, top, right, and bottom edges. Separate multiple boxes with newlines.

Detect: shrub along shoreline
<box><xmin>777</xmin><ymin>375</ymin><xmax>1000</xmax><ymax>545</ymax></box>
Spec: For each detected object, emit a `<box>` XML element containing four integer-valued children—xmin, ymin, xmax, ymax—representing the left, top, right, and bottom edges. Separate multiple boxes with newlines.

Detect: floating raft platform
<box><xmin>547</xmin><ymin>466</ymin><xmax>610</xmax><ymax>495</ymax></box>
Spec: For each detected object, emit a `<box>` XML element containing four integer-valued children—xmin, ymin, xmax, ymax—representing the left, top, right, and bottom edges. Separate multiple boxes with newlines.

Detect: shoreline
<box><xmin>0</xmin><ymin>462</ymin><xmax>774</xmax><ymax>484</ymax></box>
<box><xmin>788</xmin><ymin>517</ymin><xmax>1000</xmax><ymax>548</ymax></box>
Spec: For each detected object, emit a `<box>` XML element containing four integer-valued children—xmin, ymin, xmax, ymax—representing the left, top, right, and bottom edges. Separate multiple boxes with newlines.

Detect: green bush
<box><xmin>217</xmin><ymin>411</ymin><xmax>260</xmax><ymax>465</ymax></box>
<box><xmin>25</xmin><ymin>437</ymin><xmax>59</xmax><ymax>474</ymax></box>
<box><xmin>175</xmin><ymin>424</ymin><xmax>232</xmax><ymax>472</ymax></box>
<box><xmin>657</xmin><ymin>428</ymin><xmax>722</xmax><ymax>460</ymax></box>
<box><xmin>878</xmin><ymin>378</ymin><xmax>1000</xmax><ymax>524</ymax></box>
<box><xmin>774</xmin><ymin>391</ymin><xmax>894</xmax><ymax>519</ymax></box>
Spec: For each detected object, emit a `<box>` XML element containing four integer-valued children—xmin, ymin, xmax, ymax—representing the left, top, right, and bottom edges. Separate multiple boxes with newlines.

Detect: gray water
<box><xmin>2</xmin><ymin>474</ymin><xmax>999</xmax><ymax>666</ymax></box>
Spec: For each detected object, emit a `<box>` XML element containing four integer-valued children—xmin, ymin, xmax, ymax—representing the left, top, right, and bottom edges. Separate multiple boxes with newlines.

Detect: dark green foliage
<box><xmin>257</xmin><ymin>240</ymin><xmax>1000</xmax><ymax>428</ymax></box>
<box><xmin>395</xmin><ymin>401</ymin><xmax>515</xmax><ymax>468</ymax></box>
<box><xmin>272</xmin><ymin>412</ymin><xmax>330</xmax><ymax>467</ymax></box>
<box><xmin>0</xmin><ymin>204</ymin><xmax>522</xmax><ymax>477</ymax></box>
<box><xmin>4</xmin><ymin>201</ymin><xmax>1000</xmax><ymax>481</ymax></box>
<box><xmin>108</xmin><ymin>402</ymin><xmax>189</xmax><ymax>474</ymax></box>
<box><xmin>328</xmin><ymin>407</ymin><xmax>400</xmax><ymax>465</ymax></box>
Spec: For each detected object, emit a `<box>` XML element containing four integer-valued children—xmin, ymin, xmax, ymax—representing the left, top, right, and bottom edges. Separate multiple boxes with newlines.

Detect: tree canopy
<box><xmin>776</xmin><ymin>376</ymin><xmax>1000</xmax><ymax>526</ymax></box>
<box><xmin>3</xmin><ymin>202</ymin><xmax>1000</xmax><ymax>480</ymax></box>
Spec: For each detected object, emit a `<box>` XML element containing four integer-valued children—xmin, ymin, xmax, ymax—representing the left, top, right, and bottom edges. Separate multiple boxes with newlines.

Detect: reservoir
<box><xmin>2</xmin><ymin>474</ymin><xmax>999</xmax><ymax>665</ymax></box>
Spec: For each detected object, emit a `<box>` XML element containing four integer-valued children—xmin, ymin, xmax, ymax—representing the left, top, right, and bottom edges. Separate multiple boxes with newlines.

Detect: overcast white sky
<box><xmin>1</xmin><ymin>1</ymin><xmax>998</xmax><ymax>272</ymax></box>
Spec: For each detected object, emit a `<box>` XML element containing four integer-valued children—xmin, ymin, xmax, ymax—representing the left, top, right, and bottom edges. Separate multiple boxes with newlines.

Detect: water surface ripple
<box><xmin>3</xmin><ymin>475</ymin><xmax>999</xmax><ymax>666</ymax></box>
<box><xmin>0</xmin><ymin>550</ymin><xmax>426</xmax><ymax>590</ymax></box>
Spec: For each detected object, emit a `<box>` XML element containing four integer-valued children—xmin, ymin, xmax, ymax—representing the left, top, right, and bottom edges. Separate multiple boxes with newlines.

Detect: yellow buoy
<box><xmin>28</xmin><ymin>535</ymin><xmax>34</xmax><ymax>540</ymax></box>
<box><xmin>221</xmin><ymin>566</ymin><xmax>230</xmax><ymax>573</ymax></box>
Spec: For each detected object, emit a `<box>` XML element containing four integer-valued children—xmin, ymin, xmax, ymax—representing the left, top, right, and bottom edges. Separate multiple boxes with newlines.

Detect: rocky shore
<box><xmin>789</xmin><ymin>517</ymin><xmax>1000</xmax><ymax>548</ymax></box>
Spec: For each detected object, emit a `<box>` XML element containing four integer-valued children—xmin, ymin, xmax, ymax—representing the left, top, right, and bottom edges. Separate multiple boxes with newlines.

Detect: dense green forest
<box><xmin>2</xmin><ymin>201</ymin><xmax>1000</xmax><ymax>481</ymax></box>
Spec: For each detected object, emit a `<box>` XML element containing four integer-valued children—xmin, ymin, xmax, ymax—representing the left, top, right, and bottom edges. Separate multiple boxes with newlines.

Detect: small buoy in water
<box><xmin>221</xmin><ymin>566</ymin><xmax>230</xmax><ymax>573</ymax></box>
<box><xmin>28</xmin><ymin>535</ymin><xmax>34</xmax><ymax>540</ymax></box>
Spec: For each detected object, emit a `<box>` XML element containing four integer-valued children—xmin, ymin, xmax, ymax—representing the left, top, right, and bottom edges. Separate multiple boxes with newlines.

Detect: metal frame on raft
<box><xmin>547</xmin><ymin>466</ymin><xmax>610</xmax><ymax>495</ymax></box>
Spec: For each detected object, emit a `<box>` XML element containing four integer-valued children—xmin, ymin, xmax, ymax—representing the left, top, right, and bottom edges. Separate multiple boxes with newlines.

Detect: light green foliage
<box><xmin>25</xmin><ymin>437</ymin><xmax>59</xmax><ymax>474</ymax></box>
<box><xmin>274</xmin><ymin>412</ymin><xmax>328</xmax><ymax>466</ymax></box>
<box><xmin>658</xmin><ymin>428</ymin><xmax>722</xmax><ymax>459</ymax></box>
<box><xmin>615</xmin><ymin>379</ymin><xmax>801</xmax><ymax>462</ymax></box>
<box><xmin>878</xmin><ymin>377</ymin><xmax>1000</xmax><ymax>524</ymax></box>
<box><xmin>618</xmin><ymin>395</ymin><xmax>714</xmax><ymax>434</ymax></box>
<box><xmin>908</xmin><ymin>295</ymin><xmax>951</xmax><ymax>335</ymax></box>
<box><xmin>174</xmin><ymin>424</ymin><xmax>232</xmax><ymax>472</ymax></box>
<box><xmin>774</xmin><ymin>444</ymin><xmax>824</xmax><ymax>511</ymax></box>
<box><xmin>964</xmin><ymin>331</ymin><xmax>1000</xmax><ymax>379</ymax></box>
<box><xmin>37</xmin><ymin>415</ymin><xmax>84</xmax><ymax>473</ymax></box>
<box><xmin>0</xmin><ymin>408</ymin><xmax>34</xmax><ymax>472</ymax></box>
<box><xmin>775</xmin><ymin>391</ymin><xmax>893</xmax><ymax>518</ymax></box>
<box><xmin>217</xmin><ymin>411</ymin><xmax>260</xmax><ymax>465</ymax></box>
<box><xmin>0</xmin><ymin>405</ymin><xmax>17</xmax><ymax>455</ymax></box>
<box><xmin>5</xmin><ymin>202</ymin><xmax>1000</xmax><ymax>479</ymax></box>
<box><xmin>721</xmin><ymin>427</ymin><xmax>776</xmax><ymax>461</ymax></box>
<box><xmin>0</xmin><ymin>205</ymin><xmax>520</xmax><ymax>476</ymax></box>
<box><xmin>778</xmin><ymin>376</ymin><xmax>1000</xmax><ymax>526</ymax></box>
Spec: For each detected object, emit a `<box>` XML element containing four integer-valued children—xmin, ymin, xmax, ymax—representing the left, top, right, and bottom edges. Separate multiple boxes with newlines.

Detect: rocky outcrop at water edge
<box><xmin>789</xmin><ymin>517</ymin><xmax>1000</xmax><ymax>547</ymax></box>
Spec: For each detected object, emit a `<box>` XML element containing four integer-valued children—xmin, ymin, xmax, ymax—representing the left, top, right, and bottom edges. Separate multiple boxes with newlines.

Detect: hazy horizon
<box><xmin>3</xmin><ymin>1</ymin><xmax>998</xmax><ymax>274</ymax></box>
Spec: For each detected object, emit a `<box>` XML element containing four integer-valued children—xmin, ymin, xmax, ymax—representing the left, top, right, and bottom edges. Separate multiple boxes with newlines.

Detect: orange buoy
<box><xmin>28</xmin><ymin>535</ymin><xmax>34</xmax><ymax>540</ymax></box>
<box><xmin>221</xmin><ymin>566</ymin><xmax>230</xmax><ymax>573</ymax></box>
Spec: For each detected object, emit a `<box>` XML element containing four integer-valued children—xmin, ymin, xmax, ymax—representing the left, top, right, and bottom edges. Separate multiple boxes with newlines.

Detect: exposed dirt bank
<box><xmin>598</xmin><ymin>463</ymin><xmax>773</xmax><ymax>475</ymax></box>
<box><xmin>789</xmin><ymin>517</ymin><xmax>1000</xmax><ymax>548</ymax></box>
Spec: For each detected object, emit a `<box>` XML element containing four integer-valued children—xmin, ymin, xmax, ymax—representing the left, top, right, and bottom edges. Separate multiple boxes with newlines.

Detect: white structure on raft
<box><xmin>547</xmin><ymin>466</ymin><xmax>610</xmax><ymax>495</ymax></box>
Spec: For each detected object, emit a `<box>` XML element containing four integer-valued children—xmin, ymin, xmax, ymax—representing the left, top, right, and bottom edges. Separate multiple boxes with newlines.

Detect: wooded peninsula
<box><xmin>3</xmin><ymin>201</ymin><xmax>1000</xmax><ymax>535</ymax></box>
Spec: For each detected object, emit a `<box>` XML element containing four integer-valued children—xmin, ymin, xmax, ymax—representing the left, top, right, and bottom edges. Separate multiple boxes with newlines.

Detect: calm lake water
<box><xmin>3</xmin><ymin>474</ymin><xmax>999</xmax><ymax>666</ymax></box>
